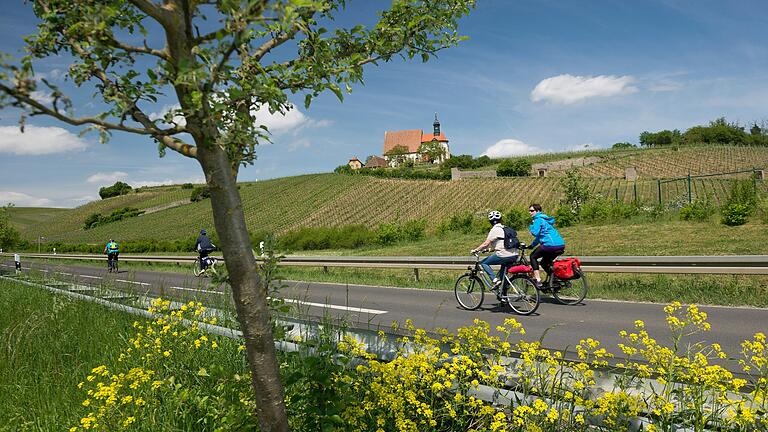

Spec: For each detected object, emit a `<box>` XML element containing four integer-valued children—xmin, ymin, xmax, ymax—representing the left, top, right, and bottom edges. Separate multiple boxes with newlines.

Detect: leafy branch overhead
<box><xmin>0</xmin><ymin>0</ymin><xmax>475</xmax><ymax>171</ymax></box>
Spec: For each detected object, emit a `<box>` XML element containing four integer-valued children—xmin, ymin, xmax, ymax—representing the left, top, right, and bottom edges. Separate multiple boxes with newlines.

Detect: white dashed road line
<box><xmin>116</xmin><ymin>279</ymin><xmax>151</xmax><ymax>286</ymax></box>
<box><xmin>170</xmin><ymin>286</ymin><xmax>223</xmax><ymax>294</ymax></box>
<box><xmin>80</xmin><ymin>275</ymin><xmax>102</xmax><ymax>279</ymax></box>
<box><xmin>55</xmin><ymin>272</ymin><xmax>72</xmax><ymax>276</ymax></box>
<box><xmin>280</xmin><ymin>298</ymin><xmax>387</xmax><ymax>315</ymax></box>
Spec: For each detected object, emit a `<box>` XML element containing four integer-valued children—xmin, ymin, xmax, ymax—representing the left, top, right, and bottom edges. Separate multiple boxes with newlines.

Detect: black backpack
<box><xmin>501</xmin><ymin>226</ymin><xmax>520</xmax><ymax>250</ymax></box>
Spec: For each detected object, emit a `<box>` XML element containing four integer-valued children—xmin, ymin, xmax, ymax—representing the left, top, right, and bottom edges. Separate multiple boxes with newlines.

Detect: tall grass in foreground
<box><xmin>0</xmin><ymin>279</ymin><xmax>136</xmax><ymax>430</ymax></box>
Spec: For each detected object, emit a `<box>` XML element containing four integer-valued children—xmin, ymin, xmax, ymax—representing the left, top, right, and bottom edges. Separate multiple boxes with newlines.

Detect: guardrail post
<box><xmin>323</xmin><ymin>266</ymin><xmax>328</xmax><ymax>274</ymax></box>
<box><xmin>413</xmin><ymin>268</ymin><xmax>420</xmax><ymax>282</ymax></box>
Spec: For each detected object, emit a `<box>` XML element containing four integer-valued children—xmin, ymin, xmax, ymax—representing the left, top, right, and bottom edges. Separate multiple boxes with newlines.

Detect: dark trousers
<box><xmin>199</xmin><ymin>249</ymin><xmax>211</xmax><ymax>269</ymax></box>
<box><xmin>530</xmin><ymin>245</ymin><xmax>565</xmax><ymax>274</ymax></box>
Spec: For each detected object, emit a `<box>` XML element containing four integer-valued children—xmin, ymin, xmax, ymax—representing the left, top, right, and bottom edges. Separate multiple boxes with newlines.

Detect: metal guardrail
<box><xmin>3</xmin><ymin>252</ymin><xmax>768</xmax><ymax>275</ymax></box>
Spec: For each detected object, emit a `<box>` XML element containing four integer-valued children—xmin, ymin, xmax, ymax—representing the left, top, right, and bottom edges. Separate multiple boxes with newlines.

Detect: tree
<box><xmin>0</xmin><ymin>205</ymin><xmax>21</xmax><ymax>250</ymax></box>
<box><xmin>98</xmin><ymin>181</ymin><xmax>133</xmax><ymax>199</ymax></box>
<box><xmin>0</xmin><ymin>1</ymin><xmax>475</xmax><ymax>430</ymax></box>
<box><xmin>496</xmin><ymin>159</ymin><xmax>531</xmax><ymax>177</ymax></box>
<box><xmin>417</xmin><ymin>139</ymin><xmax>445</xmax><ymax>163</ymax></box>
<box><xmin>612</xmin><ymin>142</ymin><xmax>636</xmax><ymax>150</ymax></box>
<box><xmin>385</xmin><ymin>144</ymin><xmax>410</xmax><ymax>166</ymax></box>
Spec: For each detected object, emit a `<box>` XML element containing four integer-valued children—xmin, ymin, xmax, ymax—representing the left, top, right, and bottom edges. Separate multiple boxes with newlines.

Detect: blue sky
<box><xmin>1</xmin><ymin>0</ymin><xmax>767</xmax><ymax>207</ymax></box>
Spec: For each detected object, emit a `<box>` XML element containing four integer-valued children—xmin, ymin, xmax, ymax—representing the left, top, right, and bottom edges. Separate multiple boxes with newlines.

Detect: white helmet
<box><xmin>487</xmin><ymin>210</ymin><xmax>502</xmax><ymax>222</ymax></box>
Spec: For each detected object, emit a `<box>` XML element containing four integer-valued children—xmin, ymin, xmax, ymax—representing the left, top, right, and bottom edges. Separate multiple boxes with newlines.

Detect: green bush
<box><xmin>579</xmin><ymin>195</ymin><xmax>639</xmax><ymax>224</ymax></box>
<box><xmin>0</xmin><ymin>206</ymin><xmax>21</xmax><ymax>250</ymax></box>
<box><xmin>554</xmin><ymin>207</ymin><xmax>577</xmax><ymax>227</ymax></box>
<box><xmin>437</xmin><ymin>213</ymin><xmax>488</xmax><ymax>235</ymax></box>
<box><xmin>98</xmin><ymin>181</ymin><xmax>133</xmax><ymax>199</ymax></box>
<box><xmin>190</xmin><ymin>186</ymin><xmax>211</xmax><ymax>202</ymax></box>
<box><xmin>560</xmin><ymin>169</ymin><xmax>590</xmax><ymax>216</ymax></box>
<box><xmin>181</xmin><ymin>183</ymin><xmax>194</xmax><ymax>189</ymax></box>
<box><xmin>496</xmin><ymin>159</ymin><xmax>531</xmax><ymax>177</ymax></box>
<box><xmin>83</xmin><ymin>207</ymin><xmax>145</xmax><ymax>230</ymax></box>
<box><xmin>679</xmin><ymin>197</ymin><xmax>714</xmax><ymax>222</ymax></box>
<box><xmin>725</xmin><ymin>179</ymin><xmax>757</xmax><ymax>211</ymax></box>
<box><xmin>721</xmin><ymin>203</ymin><xmax>749</xmax><ymax>226</ymax></box>
<box><xmin>504</xmin><ymin>208</ymin><xmax>529</xmax><ymax>230</ymax></box>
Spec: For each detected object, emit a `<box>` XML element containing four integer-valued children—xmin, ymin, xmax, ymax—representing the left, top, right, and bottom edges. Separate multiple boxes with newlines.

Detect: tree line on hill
<box><xmin>614</xmin><ymin>117</ymin><xmax>768</xmax><ymax>149</ymax></box>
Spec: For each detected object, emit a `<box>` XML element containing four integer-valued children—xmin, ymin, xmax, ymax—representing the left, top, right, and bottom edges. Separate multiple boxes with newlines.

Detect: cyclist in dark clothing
<box><xmin>195</xmin><ymin>229</ymin><xmax>216</xmax><ymax>270</ymax></box>
<box><xmin>528</xmin><ymin>204</ymin><xmax>565</xmax><ymax>287</ymax></box>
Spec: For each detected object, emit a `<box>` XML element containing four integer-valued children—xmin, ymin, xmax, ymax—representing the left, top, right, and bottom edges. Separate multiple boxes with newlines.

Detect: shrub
<box><xmin>725</xmin><ymin>179</ymin><xmax>757</xmax><ymax>211</ymax></box>
<box><xmin>679</xmin><ymin>197</ymin><xmax>714</xmax><ymax>222</ymax></box>
<box><xmin>181</xmin><ymin>183</ymin><xmax>194</xmax><ymax>189</ymax></box>
<box><xmin>612</xmin><ymin>142</ymin><xmax>636</xmax><ymax>150</ymax></box>
<box><xmin>554</xmin><ymin>206</ymin><xmax>577</xmax><ymax>227</ymax></box>
<box><xmin>190</xmin><ymin>186</ymin><xmax>211</xmax><ymax>202</ymax></box>
<box><xmin>721</xmin><ymin>203</ymin><xmax>749</xmax><ymax>226</ymax></box>
<box><xmin>579</xmin><ymin>195</ymin><xmax>639</xmax><ymax>224</ymax></box>
<box><xmin>437</xmin><ymin>213</ymin><xmax>488</xmax><ymax>235</ymax></box>
<box><xmin>496</xmin><ymin>159</ymin><xmax>531</xmax><ymax>177</ymax></box>
<box><xmin>83</xmin><ymin>207</ymin><xmax>145</xmax><ymax>230</ymax></box>
<box><xmin>0</xmin><ymin>205</ymin><xmax>20</xmax><ymax>249</ymax></box>
<box><xmin>560</xmin><ymin>169</ymin><xmax>590</xmax><ymax>216</ymax></box>
<box><xmin>504</xmin><ymin>207</ymin><xmax>529</xmax><ymax>230</ymax></box>
<box><xmin>98</xmin><ymin>181</ymin><xmax>133</xmax><ymax>199</ymax></box>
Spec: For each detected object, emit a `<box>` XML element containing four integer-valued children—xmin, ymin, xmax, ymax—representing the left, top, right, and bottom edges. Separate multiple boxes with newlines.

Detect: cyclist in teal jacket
<box><xmin>528</xmin><ymin>204</ymin><xmax>565</xmax><ymax>287</ymax></box>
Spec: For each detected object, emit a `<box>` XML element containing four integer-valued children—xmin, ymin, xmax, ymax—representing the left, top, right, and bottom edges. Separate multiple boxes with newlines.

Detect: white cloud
<box><xmin>149</xmin><ymin>104</ymin><xmax>187</xmax><ymax>126</ymax></box>
<box><xmin>0</xmin><ymin>191</ymin><xmax>53</xmax><ymax>207</ymax></box>
<box><xmin>86</xmin><ymin>171</ymin><xmax>129</xmax><ymax>184</ymax></box>
<box><xmin>30</xmin><ymin>90</ymin><xmax>55</xmax><ymax>104</ymax></box>
<box><xmin>0</xmin><ymin>125</ymin><xmax>88</xmax><ymax>155</ymax></box>
<box><xmin>148</xmin><ymin>102</ymin><xmax>325</xmax><ymax>136</ymax></box>
<box><xmin>481</xmin><ymin>139</ymin><xmax>545</xmax><ymax>158</ymax></box>
<box><xmin>531</xmin><ymin>74</ymin><xmax>637</xmax><ymax>104</ymax></box>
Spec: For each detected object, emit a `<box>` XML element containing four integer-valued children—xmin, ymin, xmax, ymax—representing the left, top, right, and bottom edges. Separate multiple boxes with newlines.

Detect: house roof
<box><xmin>421</xmin><ymin>133</ymin><xmax>448</xmax><ymax>143</ymax></box>
<box><xmin>348</xmin><ymin>157</ymin><xmax>361</xmax><ymax>163</ymax></box>
<box><xmin>365</xmin><ymin>156</ymin><xmax>388</xmax><ymax>168</ymax></box>
<box><xmin>383</xmin><ymin>129</ymin><xmax>423</xmax><ymax>154</ymax></box>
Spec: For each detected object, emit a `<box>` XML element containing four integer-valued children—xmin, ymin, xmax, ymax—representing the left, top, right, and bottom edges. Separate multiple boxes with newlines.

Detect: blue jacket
<box><xmin>529</xmin><ymin>213</ymin><xmax>565</xmax><ymax>248</ymax></box>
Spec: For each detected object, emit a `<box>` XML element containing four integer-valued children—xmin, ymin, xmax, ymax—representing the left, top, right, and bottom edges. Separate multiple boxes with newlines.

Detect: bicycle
<box><xmin>454</xmin><ymin>250</ymin><xmax>540</xmax><ymax>315</ymax></box>
<box><xmin>107</xmin><ymin>253</ymin><xmax>119</xmax><ymax>273</ymax></box>
<box><xmin>193</xmin><ymin>255</ymin><xmax>219</xmax><ymax>277</ymax></box>
<box><xmin>534</xmin><ymin>249</ymin><xmax>589</xmax><ymax>305</ymax></box>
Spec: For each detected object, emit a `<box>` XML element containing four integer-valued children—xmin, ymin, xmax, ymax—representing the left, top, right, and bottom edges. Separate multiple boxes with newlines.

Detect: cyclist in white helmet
<box><xmin>470</xmin><ymin>210</ymin><xmax>520</xmax><ymax>297</ymax></box>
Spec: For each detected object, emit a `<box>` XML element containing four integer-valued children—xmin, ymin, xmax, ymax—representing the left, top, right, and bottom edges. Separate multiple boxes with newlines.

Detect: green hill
<box><xmin>12</xmin><ymin>146</ymin><xmax>768</xmax><ymax>244</ymax></box>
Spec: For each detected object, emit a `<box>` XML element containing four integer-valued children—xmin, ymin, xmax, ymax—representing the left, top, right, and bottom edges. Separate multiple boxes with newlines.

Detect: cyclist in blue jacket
<box><xmin>528</xmin><ymin>204</ymin><xmax>565</xmax><ymax>287</ymax></box>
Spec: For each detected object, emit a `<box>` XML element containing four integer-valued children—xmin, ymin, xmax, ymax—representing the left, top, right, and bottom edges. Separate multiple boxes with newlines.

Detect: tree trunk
<box><xmin>196</xmin><ymin>143</ymin><xmax>289</xmax><ymax>432</ymax></box>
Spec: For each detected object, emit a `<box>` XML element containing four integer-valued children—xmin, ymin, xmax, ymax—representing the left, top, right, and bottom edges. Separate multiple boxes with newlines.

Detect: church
<box><xmin>382</xmin><ymin>114</ymin><xmax>451</xmax><ymax>166</ymax></box>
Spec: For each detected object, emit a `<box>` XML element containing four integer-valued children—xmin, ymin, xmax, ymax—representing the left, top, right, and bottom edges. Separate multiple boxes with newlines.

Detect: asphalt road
<box><xmin>4</xmin><ymin>259</ymin><xmax>767</xmax><ymax>366</ymax></box>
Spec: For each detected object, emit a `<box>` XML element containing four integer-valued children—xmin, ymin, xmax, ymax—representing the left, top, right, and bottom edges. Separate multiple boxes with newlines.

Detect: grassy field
<box><xmin>10</xmin><ymin>145</ymin><xmax>768</xmax><ymax>245</ymax></box>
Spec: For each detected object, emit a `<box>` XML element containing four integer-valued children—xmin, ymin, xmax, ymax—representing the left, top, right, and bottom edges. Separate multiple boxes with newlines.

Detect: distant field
<box><xmin>6</xmin><ymin>207</ymin><xmax>69</xmax><ymax>231</ymax></box>
<box><xmin>12</xmin><ymin>145</ymin><xmax>768</xmax><ymax>244</ymax></box>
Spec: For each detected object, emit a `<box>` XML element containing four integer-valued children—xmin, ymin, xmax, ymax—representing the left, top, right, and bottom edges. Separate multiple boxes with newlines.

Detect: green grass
<box><xmin>0</xmin><ymin>278</ymin><xmax>137</xmax><ymax>430</ymax></box>
<box><xmin>6</xmin><ymin>207</ymin><xmax>69</xmax><ymax>231</ymax></box>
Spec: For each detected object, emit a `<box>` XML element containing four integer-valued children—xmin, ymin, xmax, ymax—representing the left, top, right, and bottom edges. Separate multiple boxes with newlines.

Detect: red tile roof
<box><xmin>421</xmin><ymin>133</ymin><xmax>448</xmax><ymax>143</ymax></box>
<box><xmin>383</xmin><ymin>129</ymin><xmax>423</xmax><ymax>154</ymax></box>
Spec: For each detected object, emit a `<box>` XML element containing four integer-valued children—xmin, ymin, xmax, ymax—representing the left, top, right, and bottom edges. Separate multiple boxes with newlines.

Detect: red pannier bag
<box><xmin>553</xmin><ymin>258</ymin><xmax>581</xmax><ymax>280</ymax></box>
<box><xmin>507</xmin><ymin>264</ymin><xmax>533</xmax><ymax>274</ymax></box>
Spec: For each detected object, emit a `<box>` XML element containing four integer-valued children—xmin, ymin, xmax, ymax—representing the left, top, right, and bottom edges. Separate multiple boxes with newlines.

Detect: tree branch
<box><xmin>127</xmin><ymin>0</ymin><xmax>170</xmax><ymax>26</ymax></box>
<box><xmin>105</xmin><ymin>34</ymin><xmax>170</xmax><ymax>61</ymax></box>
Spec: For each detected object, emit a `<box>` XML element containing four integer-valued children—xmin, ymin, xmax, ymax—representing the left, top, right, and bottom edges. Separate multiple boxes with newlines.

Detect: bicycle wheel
<box><xmin>552</xmin><ymin>270</ymin><xmax>588</xmax><ymax>305</ymax></box>
<box><xmin>193</xmin><ymin>258</ymin><xmax>203</xmax><ymax>277</ymax></box>
<box><xmin>505</xmin><ymin>276</ymin><xmax>540</xmax><ymax>315</ymax></box>
<box><xmin>454</xmin><ymin>275</ymin><xmax>484</xmax><ymax>310</ymax></box>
